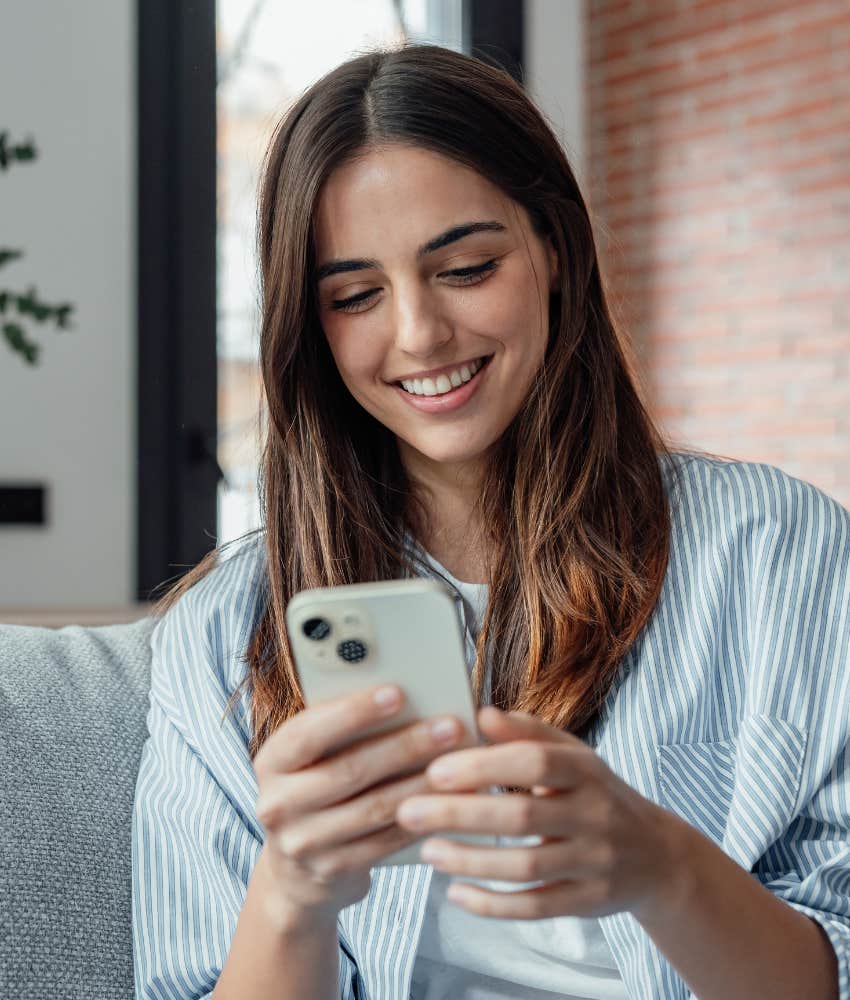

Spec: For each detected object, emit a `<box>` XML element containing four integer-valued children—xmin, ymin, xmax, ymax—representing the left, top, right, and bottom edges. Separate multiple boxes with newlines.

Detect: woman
<box><xmin>132</xmin><ymin>44</ymin><xmax>850</xmax><ymax>1000</ymax></box>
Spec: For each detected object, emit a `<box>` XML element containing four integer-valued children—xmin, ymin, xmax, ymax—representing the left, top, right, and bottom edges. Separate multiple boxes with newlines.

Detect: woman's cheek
<box><xmin>464</xmin><ymin>281</ymin><xmax>525</xmax><ymax>334</ymax></box>
<box><xmin>334</xmin><ymin>337</ymin><xmax>389</xmax><ymax>400</ymax></box>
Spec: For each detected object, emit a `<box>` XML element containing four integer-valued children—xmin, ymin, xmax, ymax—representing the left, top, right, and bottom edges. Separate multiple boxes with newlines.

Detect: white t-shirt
<box><xmin>411</xmin><ymin>552</ymin><xmax>627</xmax><ymax>1000</ymax></box>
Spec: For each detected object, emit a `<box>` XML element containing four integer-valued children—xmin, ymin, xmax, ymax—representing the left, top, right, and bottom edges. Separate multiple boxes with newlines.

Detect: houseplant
<box><xmin>1</xmin><ymin>131</ymin><xmax>74</xmax><ymax>365</ymax></box>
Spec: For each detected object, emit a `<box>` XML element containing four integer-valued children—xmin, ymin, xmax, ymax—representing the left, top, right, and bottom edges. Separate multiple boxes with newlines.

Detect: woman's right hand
<box><xmin>252</xmin><ymin>684</ymin><xmax>468</xmax><ymax>925</ymax></box>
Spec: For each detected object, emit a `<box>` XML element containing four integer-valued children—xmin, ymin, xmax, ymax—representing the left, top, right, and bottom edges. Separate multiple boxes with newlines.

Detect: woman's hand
<box><xmin>395</xmin><ymin>705</ymin><xmax>695</xmax><ymax>921</ymax></box>
<box><xmin>252</xmin><ymin>684</ymin><xmax>469</xmax><ymax>926</ymax></box>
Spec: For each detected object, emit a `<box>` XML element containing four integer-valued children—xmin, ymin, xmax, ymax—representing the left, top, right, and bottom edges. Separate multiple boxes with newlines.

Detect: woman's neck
<box><xmin>399</xmin><ymin>441</ymin><xmax>490</xmax><ymax>584</ymax></box>
<box><xmin>421</xmin><ymin>517</ymin><xmax>489</xmax><ymax>585</ymax></box>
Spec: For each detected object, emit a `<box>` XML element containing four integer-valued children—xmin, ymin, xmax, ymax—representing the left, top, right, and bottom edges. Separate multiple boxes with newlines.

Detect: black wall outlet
<box><xmin>0</xmin><ymin>484</ymin><xmax>48</xmax><ymax>525</ymax></box>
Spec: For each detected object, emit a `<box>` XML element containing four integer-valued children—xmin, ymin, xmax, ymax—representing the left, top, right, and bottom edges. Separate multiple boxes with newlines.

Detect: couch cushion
<box><xmin>0</xmin><ymin>617</ymin><xmax>154</xmax><ymax>1000</ymax></box>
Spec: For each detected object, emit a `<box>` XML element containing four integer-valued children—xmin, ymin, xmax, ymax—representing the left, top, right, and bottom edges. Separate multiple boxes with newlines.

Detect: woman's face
<box><xmin>313</xmin><ymin>144</ymin><xmax>558</xmax><ymax>474</ymax></box>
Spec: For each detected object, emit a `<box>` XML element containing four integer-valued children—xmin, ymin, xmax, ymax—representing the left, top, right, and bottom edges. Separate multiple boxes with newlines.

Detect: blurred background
<box><xmin>0</xmin><ymin>0</ymin><xmax>847</xmax><ymax>624</ymax></box>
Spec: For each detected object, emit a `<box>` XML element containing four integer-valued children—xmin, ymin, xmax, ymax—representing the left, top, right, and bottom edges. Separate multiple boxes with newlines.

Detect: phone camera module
<box><xmin>303</xmin><ymin>617</ymin><xmax>331</xmax><ymax>641</ymax></box>
<box><xmin>337</xmin><ymin>639</ymin><xmax>368</xmax><ymax>663</ymax></box>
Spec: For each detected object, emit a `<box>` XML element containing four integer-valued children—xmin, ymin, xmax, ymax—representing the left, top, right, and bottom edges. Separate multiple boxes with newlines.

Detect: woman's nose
<box><xmin>392</xmin><ymin>287</ymin><xmax>453</xmax><ymax>357</ymax></box>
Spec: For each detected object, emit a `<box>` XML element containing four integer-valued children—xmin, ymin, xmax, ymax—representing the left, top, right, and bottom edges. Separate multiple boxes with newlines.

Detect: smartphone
<box><xmin>285</xmin><ymin>577</ymin><xmax>498</xmax><ymax>866</ymax></box>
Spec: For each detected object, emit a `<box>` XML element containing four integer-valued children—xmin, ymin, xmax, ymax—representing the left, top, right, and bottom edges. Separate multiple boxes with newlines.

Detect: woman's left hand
<box><xmin>395</xmin><ymin>705</ymin><xmax>695</xmax><ymax>921</ymax></box>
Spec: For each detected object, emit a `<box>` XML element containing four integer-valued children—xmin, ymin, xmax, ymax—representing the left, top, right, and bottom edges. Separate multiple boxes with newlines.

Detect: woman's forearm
<box><xmin>632</xmin><ymin>811</ymin><xmax>839</xmax><ymax>1000</ymax></box>
<box><xmin>213</xmin><ymin>846</ymin><xmax>340</xmax><ymax>1000</ymax></box>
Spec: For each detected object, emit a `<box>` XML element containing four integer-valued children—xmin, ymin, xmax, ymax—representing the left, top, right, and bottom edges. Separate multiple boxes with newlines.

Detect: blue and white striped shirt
<box><xmin>132</xmin><ymin>453</ymin><xmax>850</xmax><ymax>999</ymax></box>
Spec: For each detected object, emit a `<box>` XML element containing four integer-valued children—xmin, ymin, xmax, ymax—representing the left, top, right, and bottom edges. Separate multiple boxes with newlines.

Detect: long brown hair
<box><xmin>155</xmin><ymin>43</ymin><xmax>709</xmax><ymax>758</ymax></box>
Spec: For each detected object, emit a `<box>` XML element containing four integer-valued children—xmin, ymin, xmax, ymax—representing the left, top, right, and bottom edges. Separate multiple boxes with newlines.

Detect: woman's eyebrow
<box><xmin>315</xmin><ymin>220</ymin><xmax>507</xmax><ymax>282</ymax></box>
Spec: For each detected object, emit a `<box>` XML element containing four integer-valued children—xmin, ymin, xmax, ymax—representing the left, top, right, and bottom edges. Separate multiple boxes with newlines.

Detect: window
<box><xmin>137</xmin><ymin>0</ymin><xmax>522</xmax><ymax>596</ymax></box>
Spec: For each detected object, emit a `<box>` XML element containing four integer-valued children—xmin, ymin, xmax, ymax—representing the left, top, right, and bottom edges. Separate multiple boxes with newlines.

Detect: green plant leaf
<box><xmin>0</xmin><ymin>132</ymin><xmax>37</xmax><ymax>170</ymax></box>
<box><xmin>0</xmin><ymin>248</ymin><xmax>24</xmax><ymax>268</ymax></box>
<box><xmin>2</xmin><ymin>321</ymin><xmax>39</xmax><ymax>365</ymax></box>
<box><xmin>2</xmin><ymin>130</ymin><xmax>72</xmax><ymax>362</ymax></box>
<box><xmin>0</xmin><ymin>286</ymin><xmax>75</xmax><ymax>328</ymax></box>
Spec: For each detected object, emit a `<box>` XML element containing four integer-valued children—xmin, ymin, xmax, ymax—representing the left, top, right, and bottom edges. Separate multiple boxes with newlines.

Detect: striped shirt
<box><xmin>132</xmin><ymin>452</ymin><xmax>850</xmax><ymax>999</ymax></box>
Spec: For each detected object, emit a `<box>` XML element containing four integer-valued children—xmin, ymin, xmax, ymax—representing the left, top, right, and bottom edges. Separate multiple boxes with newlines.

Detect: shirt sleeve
<box><xmin>756</xmin><ymin>724</ymin><xmax>850</xmax><ymax>999</ymax></box>
<box><xmin>754</xmin><ymin>718</ymin><xmax>850</xmax><ymax>998</ymax></box>
<box><xmin>131</xmin><ymin>558</ymin><xmax>359</xmax><ymax>999</ymax></box>
<box><xmin>742</xmin><ymin>464</ymin><xmax>850</xmax><ymax>999</ymax></box>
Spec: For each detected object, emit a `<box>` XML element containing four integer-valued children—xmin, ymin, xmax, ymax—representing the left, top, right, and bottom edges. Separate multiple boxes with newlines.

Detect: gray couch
<box><xmin>0</xmin><ymin>617</ymin><xmax>156</xmax><ymax>1000</ymax></box>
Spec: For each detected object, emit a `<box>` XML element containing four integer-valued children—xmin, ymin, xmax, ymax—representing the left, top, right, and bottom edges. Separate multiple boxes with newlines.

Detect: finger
<box><xmin>445</xmin><ymin>877</ymin><xmax>610</xmax><ymax>920</ymax></box>
<box><xmin>275</xmin><ymin>769</ymin><xmax>433</xmax><ymax>859</ymax></box>
<box><xmin>420</xmin><ymin>835</ymin><xmax>604</xmax><ymax>883</ymax></box>
<box><xmin>257</xmin><ymin>713</ymin><xmax>465</xmax><ymax>823</ymax></box>
<box><xmin>477</xmin><ymin>706</ymin><xmax>589</xmax><ymax>748</ymax></box>
<box><xmin>396</xmin><ymin>791</ymin><xmax>574</xmax><ymax>838</ymax></box>
<box><xmin>255</xmin><ymin>684</ymin><xmax>408</xmax><ymax>774</ymax></box>
<box><xmin>424</xmin><ymin>741</ymin><xmax>588</xmax><ymax>793</ymax></box>
<box><xmin>289</xmin><ymin>820</ymin><xmax>424</xmax><ymax>887</ymax></box>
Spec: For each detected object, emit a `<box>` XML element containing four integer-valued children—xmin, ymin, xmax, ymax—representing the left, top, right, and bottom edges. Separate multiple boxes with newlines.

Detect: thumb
<box><xmin>476</xmin><ymin>704</ymin><xmax>580</xmax><ymax>746</ymax></box>
<box><xmin>475</xmin><ymin>705</ymin><xmax>584</xmax><ymax>798</ymax></box>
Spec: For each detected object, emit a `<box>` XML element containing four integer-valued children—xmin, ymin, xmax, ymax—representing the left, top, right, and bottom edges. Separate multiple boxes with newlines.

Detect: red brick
<box><xmin>745</xmin><ymin>95</ymin><xmax>836</xmax><ymax>128</ymax></box>
<box><xmin>590</xmin><ymin>0</ymin><xmax>849</xmax><ymax>498</ymax></box>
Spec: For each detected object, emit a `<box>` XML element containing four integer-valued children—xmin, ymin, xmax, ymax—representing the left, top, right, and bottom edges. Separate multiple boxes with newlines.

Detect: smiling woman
<box><xmin>132</xmin><ymin>41</ymin><xmax>850</xmax><ymax>1000</ymax></box>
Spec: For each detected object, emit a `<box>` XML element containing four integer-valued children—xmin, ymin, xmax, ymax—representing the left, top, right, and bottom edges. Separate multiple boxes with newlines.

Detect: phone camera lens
<box><xmin>337</xmin><ymin>639</ymin><xmax>367</xmax><ymax>663</ymax></box>
<box><xmin>303</xmin><ymin>617</ymin><xmax>331</xmax><ymax>641</ymax></box>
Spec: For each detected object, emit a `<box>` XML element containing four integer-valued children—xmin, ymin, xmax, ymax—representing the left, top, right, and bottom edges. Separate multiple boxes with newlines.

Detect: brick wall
<box><xmin>586</xmin><ymin>0</ymin><xmax>850</xmax><ymax>508</ymax></box>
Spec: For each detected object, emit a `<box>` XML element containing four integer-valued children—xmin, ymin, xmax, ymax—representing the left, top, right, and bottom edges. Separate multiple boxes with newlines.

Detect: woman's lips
<box><xmin>392</xmin><ymin>356</ymin><xmax>492</xmax><ymax>413</ymax></box>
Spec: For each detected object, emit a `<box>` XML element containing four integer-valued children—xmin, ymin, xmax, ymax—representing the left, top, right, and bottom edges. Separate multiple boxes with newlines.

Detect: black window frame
<box><xmin>137</xmin><ymin>0</ymin><xmax>219</xmax><ymax>600</ymax></box>
<box><xmin>464</xmin><ymin>0</ymin><xmax>525</xmax><ymax>84</ymax></box>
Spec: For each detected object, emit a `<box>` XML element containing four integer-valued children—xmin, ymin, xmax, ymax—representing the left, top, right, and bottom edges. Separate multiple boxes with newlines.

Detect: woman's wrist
<box><xmin>629</xmin><ymin>805</ymin><xmax>700</xmax><ymax>923</ymax></box>
<box><xmin>253</xmin><ymin>845</ymin><xmax>340</xmax><ymax>938</ymax></box>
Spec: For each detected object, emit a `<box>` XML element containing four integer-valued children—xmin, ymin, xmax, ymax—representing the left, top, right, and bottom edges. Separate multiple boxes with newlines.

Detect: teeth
<box><xmin>400</xmin><ymin>357</ymin><xmax>485</xmax><ymax>396</ymax></box>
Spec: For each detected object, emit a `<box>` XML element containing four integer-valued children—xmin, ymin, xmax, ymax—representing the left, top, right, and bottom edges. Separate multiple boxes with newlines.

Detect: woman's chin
<box><xmin>400</xmin><ymin>433</ymin><xmax>494</xmax><ymax>470</ymax></box>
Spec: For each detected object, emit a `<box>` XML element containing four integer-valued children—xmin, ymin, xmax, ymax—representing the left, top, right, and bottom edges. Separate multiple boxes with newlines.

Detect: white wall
<box><xmin>0</xmin><ymin>0</ymin><xmax>135</xmax><ymax>608</ymax></box>
<box><xmin>524</xmin><ymin>0</ymin><xmax>587</xmax><ymax>189</ymax></box>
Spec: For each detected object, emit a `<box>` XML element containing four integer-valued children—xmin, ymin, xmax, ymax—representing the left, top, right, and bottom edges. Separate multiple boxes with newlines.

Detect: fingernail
<box><xmin>397</xmin><ymin>802</ymin><xmax>426</xmax><ymax>828</ymax></box>
<box><xmin>428</xmin><ymin>759</ymin><xmax>456</xmax><ymax>784</ymax></box>
<box><xmin>420</xmin><ymin>840</ymin><xmax>448</xmax><ymax>865</ymax></box>
<box><xmin>447</xmin><ymin>882</ymin><xmax>474</xmax><ymax>904</ymax></box>
<box><xmin>374</xmin><ymin>686</ymin><xmax>401</xmax><ymax>711</ymax></box>
<box><xmin>430</xmin><ymin>717</ymin><xmax>459</xmax><ymax>745</ymax></box>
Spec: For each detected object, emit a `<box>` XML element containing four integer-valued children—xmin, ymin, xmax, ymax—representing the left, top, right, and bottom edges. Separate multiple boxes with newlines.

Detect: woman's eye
<box><xmin>329</xmin><ymin>287</ymin><xmax>376</xmax><ymax>313</ymax></box>
<box><xmin>329</xmin><ymin>258</ymin><xmax>500</xmax><ymax>314</ymax></box>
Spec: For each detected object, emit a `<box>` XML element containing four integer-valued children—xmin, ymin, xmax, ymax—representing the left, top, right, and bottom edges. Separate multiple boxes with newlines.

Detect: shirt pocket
<box><xmin>655</xmin><ymin>716</ymin><xmax>808</xmax><ymax>857</ymax></box>
<box><xmin>657</xmin><ymin>735</ymin><xmax>738</xmax><ymax>847</ymax></box>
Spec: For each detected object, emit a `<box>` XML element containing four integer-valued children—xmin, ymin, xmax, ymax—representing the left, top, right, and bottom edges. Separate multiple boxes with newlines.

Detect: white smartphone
<box><xmin>285</xmin><ymin>577</ymin><xmax>498</xmax><ymax>866</ymax></box>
